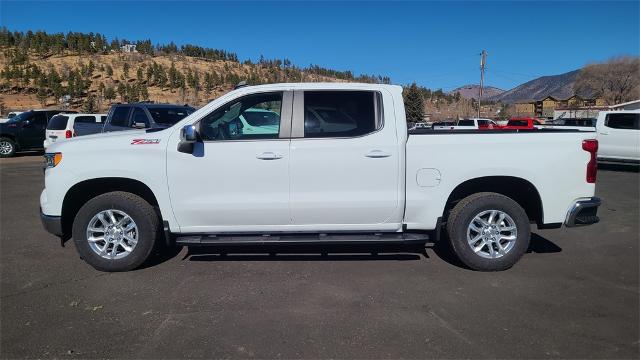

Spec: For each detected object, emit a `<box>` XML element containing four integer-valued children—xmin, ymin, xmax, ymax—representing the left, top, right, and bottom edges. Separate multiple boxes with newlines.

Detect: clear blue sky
<box><xmin>1</xmin><ymin>1</ymin><xmax>638</xmax><ymax>91</ymax></box>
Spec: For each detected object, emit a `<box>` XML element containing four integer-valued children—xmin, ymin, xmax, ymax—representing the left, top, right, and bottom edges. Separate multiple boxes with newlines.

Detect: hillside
<box><xmin>0</xmin><ymin>29</ymin><xmax>500</xmax><ymax>120</ymax></box>
<box><xmin>451</xmin><ymin>84</ymin><xmax>504</xmax><ymax>100</ymax></box>
<box><xmin>490</xmin><ymin>70</ymin><xmax>583</xmax><ymax>103</ymax></box>
<box><xmin>0</xmin><ymin>50</ymin><xmax>364</xmax><ymax>111</ymax></box>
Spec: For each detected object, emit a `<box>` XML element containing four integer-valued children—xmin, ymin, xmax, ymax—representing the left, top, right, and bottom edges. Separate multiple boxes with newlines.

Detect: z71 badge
<box><xmin>131</xmin><ymin>139</ymin><xmax>161</xmax><ymax>145</ymax></box>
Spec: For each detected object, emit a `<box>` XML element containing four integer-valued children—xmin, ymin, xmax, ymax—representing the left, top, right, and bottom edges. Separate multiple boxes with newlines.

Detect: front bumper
<box><xmin>565</xmin><ymin>197</ymin><xmax>601</xmax><ymax>227</ymax></box>
<box><xmin>40</xmin><ymin>208</ymin><xmax>63</xmax><ymax>237</ymax></box>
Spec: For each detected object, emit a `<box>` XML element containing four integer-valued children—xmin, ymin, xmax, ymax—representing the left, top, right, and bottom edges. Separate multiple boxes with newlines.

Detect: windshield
<box><xmin>242</xmin><ymin>110</ymin><xmax>280</xmax><ymax>126</ymax></box>
<box><xmin>147</xmin><ymin>107</ymin><xmax>194</xmax><ymax>125</ymax></box>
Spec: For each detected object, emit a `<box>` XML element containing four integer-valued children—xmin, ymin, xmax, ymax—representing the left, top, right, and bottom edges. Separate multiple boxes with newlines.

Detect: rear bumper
<box><xmin>565</xmin><ymin>197</ymin><xmax>601</xmax><ymax>227</ymax></box>
<box><xmin>40</xmin><ymin>208</ymin><xmax>63</xmax><ymax>237</ymax></box>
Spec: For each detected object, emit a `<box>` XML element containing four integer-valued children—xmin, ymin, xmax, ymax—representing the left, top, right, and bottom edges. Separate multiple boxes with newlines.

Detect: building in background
<box><xmin>514</xmin><ymin>95</ymin><xmax>606</xmax><ymax>119</ymax></box>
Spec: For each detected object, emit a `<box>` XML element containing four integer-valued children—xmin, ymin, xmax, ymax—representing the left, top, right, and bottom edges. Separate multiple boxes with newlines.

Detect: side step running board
<box><xmin>176</xmin><ymin>232</ymin><xmax>429</xmax><ymax>246</ymax></box>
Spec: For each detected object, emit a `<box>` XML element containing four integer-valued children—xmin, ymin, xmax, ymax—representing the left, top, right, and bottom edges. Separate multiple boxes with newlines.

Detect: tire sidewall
<box><xmin>0</xmin><ymin>138</ymin><xmax>16</xmax><ymax>158</ymax></box>
<box><xmin>450</xmin><ymin>195</ymin><xmax>531</xmax><ymax>271</ymax></box>
<box><xmin>72</xmin><ymin>194</ymin><xmax>157</xmax><ymax>272</ymax></box>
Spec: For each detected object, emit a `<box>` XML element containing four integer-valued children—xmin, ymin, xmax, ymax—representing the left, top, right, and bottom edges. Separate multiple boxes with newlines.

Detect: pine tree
<box><xmin>36</xmin><ymin>87</ymin><xmax>48</xmax><ymax>106</ymax></box>
<box><xmin>103</xmin><ymin>86</ymin><xmax>116</xmax><ymax>103</ymax></box>
<box><xmin>123</xmin><ymin>63</ymin><xmax>130</xmax><ymax>78</ymax></box>
<box><xmin>403</xmin><ymin>83</ymin><xmax>425</xmax><ymax>123</ymax></box>
<box><xmin>117</xmin><ymin>83</ymin><xmax>126</xmax><ymax>102</ymax></box>
<box><xmin>83</xmin><ymin>94</ymin><xmax>97</xmax><ymax>112</ymax></box>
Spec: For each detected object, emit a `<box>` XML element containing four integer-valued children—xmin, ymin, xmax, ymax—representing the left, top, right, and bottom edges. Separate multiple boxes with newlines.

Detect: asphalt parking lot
<box><xmin>1</xmin><ymin>154</ymin><xmax>638</xmax><ymax>359</ymax></box>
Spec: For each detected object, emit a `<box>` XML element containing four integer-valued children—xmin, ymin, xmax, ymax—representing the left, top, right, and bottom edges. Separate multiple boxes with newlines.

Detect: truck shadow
<box><xmin>431</xmin><ymin>232</ymin><xmax>562</xmax><ymax>269</ymax></box>
<box><xmin>178</xmin><ymin>233</ymin><xmax>561</xmax><ymax>269</ymax></box>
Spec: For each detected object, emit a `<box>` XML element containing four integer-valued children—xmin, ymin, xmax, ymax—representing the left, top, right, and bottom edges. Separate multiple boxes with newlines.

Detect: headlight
<box><xmin>44</xmin><ymin>153</ymin><xmax>62</xmax><ymax>169</ymax></box>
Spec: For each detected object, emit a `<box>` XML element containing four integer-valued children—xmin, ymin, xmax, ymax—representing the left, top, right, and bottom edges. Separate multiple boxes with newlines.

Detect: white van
<box><xmin>44</xmin><ymin>113</ymin><xmax>106</xmax><ymax>148</ymax></box>
<box><xmin>596</xmin><ymin>110</ymin><xmax>639</xmax><ymax>163</ymax></box>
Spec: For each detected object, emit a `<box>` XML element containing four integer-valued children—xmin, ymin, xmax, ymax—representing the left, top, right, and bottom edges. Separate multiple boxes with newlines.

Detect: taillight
<box><xmin>65</xmin><ymin>130</ymin><xmax>72</xmax><ymax>138</ymax></box>
<box><xmin>582</xmin><ymin>139</ymin><xmax>598</xmax><ymax>183</ymax></box>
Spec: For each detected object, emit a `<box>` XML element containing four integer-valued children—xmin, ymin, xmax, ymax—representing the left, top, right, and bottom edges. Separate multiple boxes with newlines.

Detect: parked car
<box><xmin>44</xmin><ymin>113</ymin><xmax>107</xmax><ymax>148</ymax></box>
<box><xmin>467</xmin><ymin>118</ymin><xmax>498</xmax><ymax>129</ymax></box>
<box><xmin>552</xmin><ymin>118</ymin><xmax>596</xmax><ymax>127</ymax></box>
<box><xmin>0</xmin><ymin>109</ymin><xmax>77</xmax><ymax>157</ymax></box>
<box><xmin>433</xmin><ymin>118</ymin><xmax>497</xmax><ymax>130</ymax></box>
<box><xmin>431</xmin><ymin>120</ymin><xmax>456</xmax><ymax>129</ymax></box>
<box><xmin>74</xmin><ymin>103</ymin><xmax>195</xmax><ymax>136</ymax></box>
<box><xmin>595</xmin><ymin>110</ymin><xmax>639</xmax><ymax>163</ymax></box>
<box><xmin>499</xmin><ymin>118</ymin><xmax>542</xmax><ymax>130</ymax></box>
<box><xmin>41</xmin><ymin>83</ymin><xmax>600</xmax><ymax>273</ymax></box>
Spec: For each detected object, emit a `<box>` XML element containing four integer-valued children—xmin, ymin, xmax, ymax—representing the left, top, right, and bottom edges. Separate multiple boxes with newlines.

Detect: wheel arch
<box><xmin>0</xmin><ymin>133</ymin><xmax>18</xmax><ymax>146</ymax></box>
<box><xmin>61</xmin><ymin>177</ymin><xmax>160</xmax><ymax>236</ymax></box>
<box><xmin>444</xmin><ymin>176</ymin><xmax>544</xmax><ymax>225</ymax></box>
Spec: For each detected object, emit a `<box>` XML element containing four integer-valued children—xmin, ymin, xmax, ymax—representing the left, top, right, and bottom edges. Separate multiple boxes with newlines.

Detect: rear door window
<box><xmin>303</xmin><ymin>91</ymin><xmax>380</xmax><ymax>138</ymax></box>
<box><xmin>109</xmin><ymin>107</ymin><xmax>131</xmax><ymax>127</ymax></box>
<box><xmin>33</xmin><ymin>112</ymin><xmax>47</xmax><ymax>126</ymax></box>
<box><xmin>605</xmin><ymin>113</ymin><xmax>639</xmax><ymax>130</ymax></box>
<box><xmin>457</xmin><ymin>120</ymin><xmax>474</xmax><ymax>126</ymax></box>
<box><xmin>131</xmin><ymin>108</ymin><xmax>149</xmax><ymax>127</ymax></box>
<box><xmin>47</xmin><ymin>115</ymin><xmax>69</xmax><ymax>130</ymax></box>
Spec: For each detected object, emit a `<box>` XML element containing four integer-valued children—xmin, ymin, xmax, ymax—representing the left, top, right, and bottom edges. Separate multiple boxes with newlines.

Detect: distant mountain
<box><xmin>490</xmin><ymin>69</ymin><xmax>586</xmax><ymax>103</ymax></box>
<box><xmin>451</xmin><ymin>84</ymin><xmax>504</xmax><ymax>100</ymax></box>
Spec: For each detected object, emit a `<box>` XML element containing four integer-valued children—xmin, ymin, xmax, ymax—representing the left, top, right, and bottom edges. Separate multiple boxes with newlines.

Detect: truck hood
<box><xmin>46</xmin><ymin>129</ymin><xmax>167</xmax><ymax>153</ymax></box>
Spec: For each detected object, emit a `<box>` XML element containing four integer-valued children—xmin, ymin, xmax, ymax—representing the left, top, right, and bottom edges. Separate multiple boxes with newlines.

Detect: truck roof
<box><xmin>230</xmin><ymin>82</ymin><xmax>403</xmax><ymax>93</ymax></box>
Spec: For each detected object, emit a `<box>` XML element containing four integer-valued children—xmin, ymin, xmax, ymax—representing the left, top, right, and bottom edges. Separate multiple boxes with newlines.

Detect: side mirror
<box><xmin>178</xmin><ymin>124</ymin><xmax>198</xmax><ymax>153</ymax></box>
<box><xmin>22</xmin><ymin>120</ymin><xmax>32</xmax><ymax>127</ymax></box>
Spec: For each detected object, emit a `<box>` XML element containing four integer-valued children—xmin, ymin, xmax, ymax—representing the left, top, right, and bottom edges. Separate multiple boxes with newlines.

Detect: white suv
<box><xmin>596</xmin><ymin>110</ymin><xmax>640</xmax><ymax>163</ymax></box>
<box><xmin>44</xmin><ymin>113</ymin><xmax>106</xmax><ymax>148</ymax></box>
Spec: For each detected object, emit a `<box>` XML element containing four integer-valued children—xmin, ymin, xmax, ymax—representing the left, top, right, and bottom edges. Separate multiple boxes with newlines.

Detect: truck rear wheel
<box><xmin>72</xmin><ymin>191</ymin><xmax>159</xmax><ymax>272</ymax></box>
<box><xmin>446</xmin><ymin>192</ymin><xmax>530</xmax><ymax>271</ymax></box>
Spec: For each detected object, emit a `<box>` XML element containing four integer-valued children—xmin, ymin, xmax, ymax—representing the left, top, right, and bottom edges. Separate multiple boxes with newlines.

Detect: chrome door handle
<box><xmin>365</xmin><ymin>150</ymin><xmax>391</xmax><ymax>158</ymax></box>
<box><xmin>256</xmin><ymin>152</ymin><xmax>283</xmax><ymax>160</ymax></box>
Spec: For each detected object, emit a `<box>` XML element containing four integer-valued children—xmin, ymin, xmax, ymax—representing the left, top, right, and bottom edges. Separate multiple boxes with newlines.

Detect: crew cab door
<box><xmin>166</xmin><ymin>91</ymin><xmax>293</xmax><ymax>233</ymax></box>
<box><xmin>18</xmin><ymin>111</ymin><xmax>47</xmax><ymax>149</ymax></box>
<box><xmin>288</xmin><ymin>90</ymin><xmax>401</xmax><ymax>231</ymax></box>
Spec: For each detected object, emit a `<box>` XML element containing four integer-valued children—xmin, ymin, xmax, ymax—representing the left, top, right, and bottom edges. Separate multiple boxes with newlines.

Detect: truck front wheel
<box><xmin>446</xmin><ymin>192</ymin><xmax>530</xmax><ymax>271</ymax></box>
<box><xmin>72</xmin><ymin>191</ymin><xmax>159</xmax><ymax>272</ymax></box>
<box><xmin>0</xmin><ymin>137</ymin><xmax>17</xmax><ymax>157</ymax></box>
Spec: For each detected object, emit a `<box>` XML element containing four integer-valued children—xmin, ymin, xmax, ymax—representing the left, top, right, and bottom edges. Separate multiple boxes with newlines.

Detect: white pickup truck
<box><xmin>40</xmin><ymin>83</ymin><xmax>601</xmax><ymax>272</ymax></box>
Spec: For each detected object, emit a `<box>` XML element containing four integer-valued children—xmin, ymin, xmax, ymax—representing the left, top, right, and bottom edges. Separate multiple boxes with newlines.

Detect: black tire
<box><xmin>446</xmin><ymin>192</ymin><xmax>530</xmax><ymax>271</ymax></box>
<box><xmin>72</xmin><ymin>191</ymin><xmax>160</xmax><ymax>272</ymax></box>
<box><xmin>0</xmin><ymin>137</ymin><xmax>17</xmax><ymax>158</ymax></box>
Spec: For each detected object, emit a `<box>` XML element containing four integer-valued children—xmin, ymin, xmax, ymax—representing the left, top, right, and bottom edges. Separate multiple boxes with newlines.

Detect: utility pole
<box><xmin>478</xmin><ymin>50</ymin><xmax>487</xmax><ymax>118</ymax></box>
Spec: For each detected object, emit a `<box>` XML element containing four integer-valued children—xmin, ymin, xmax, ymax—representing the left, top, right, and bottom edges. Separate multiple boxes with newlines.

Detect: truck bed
<box><xmin>403</xmin><ymin>128</ymin><xmax>597</xmax><ymax>230</ymax></box>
